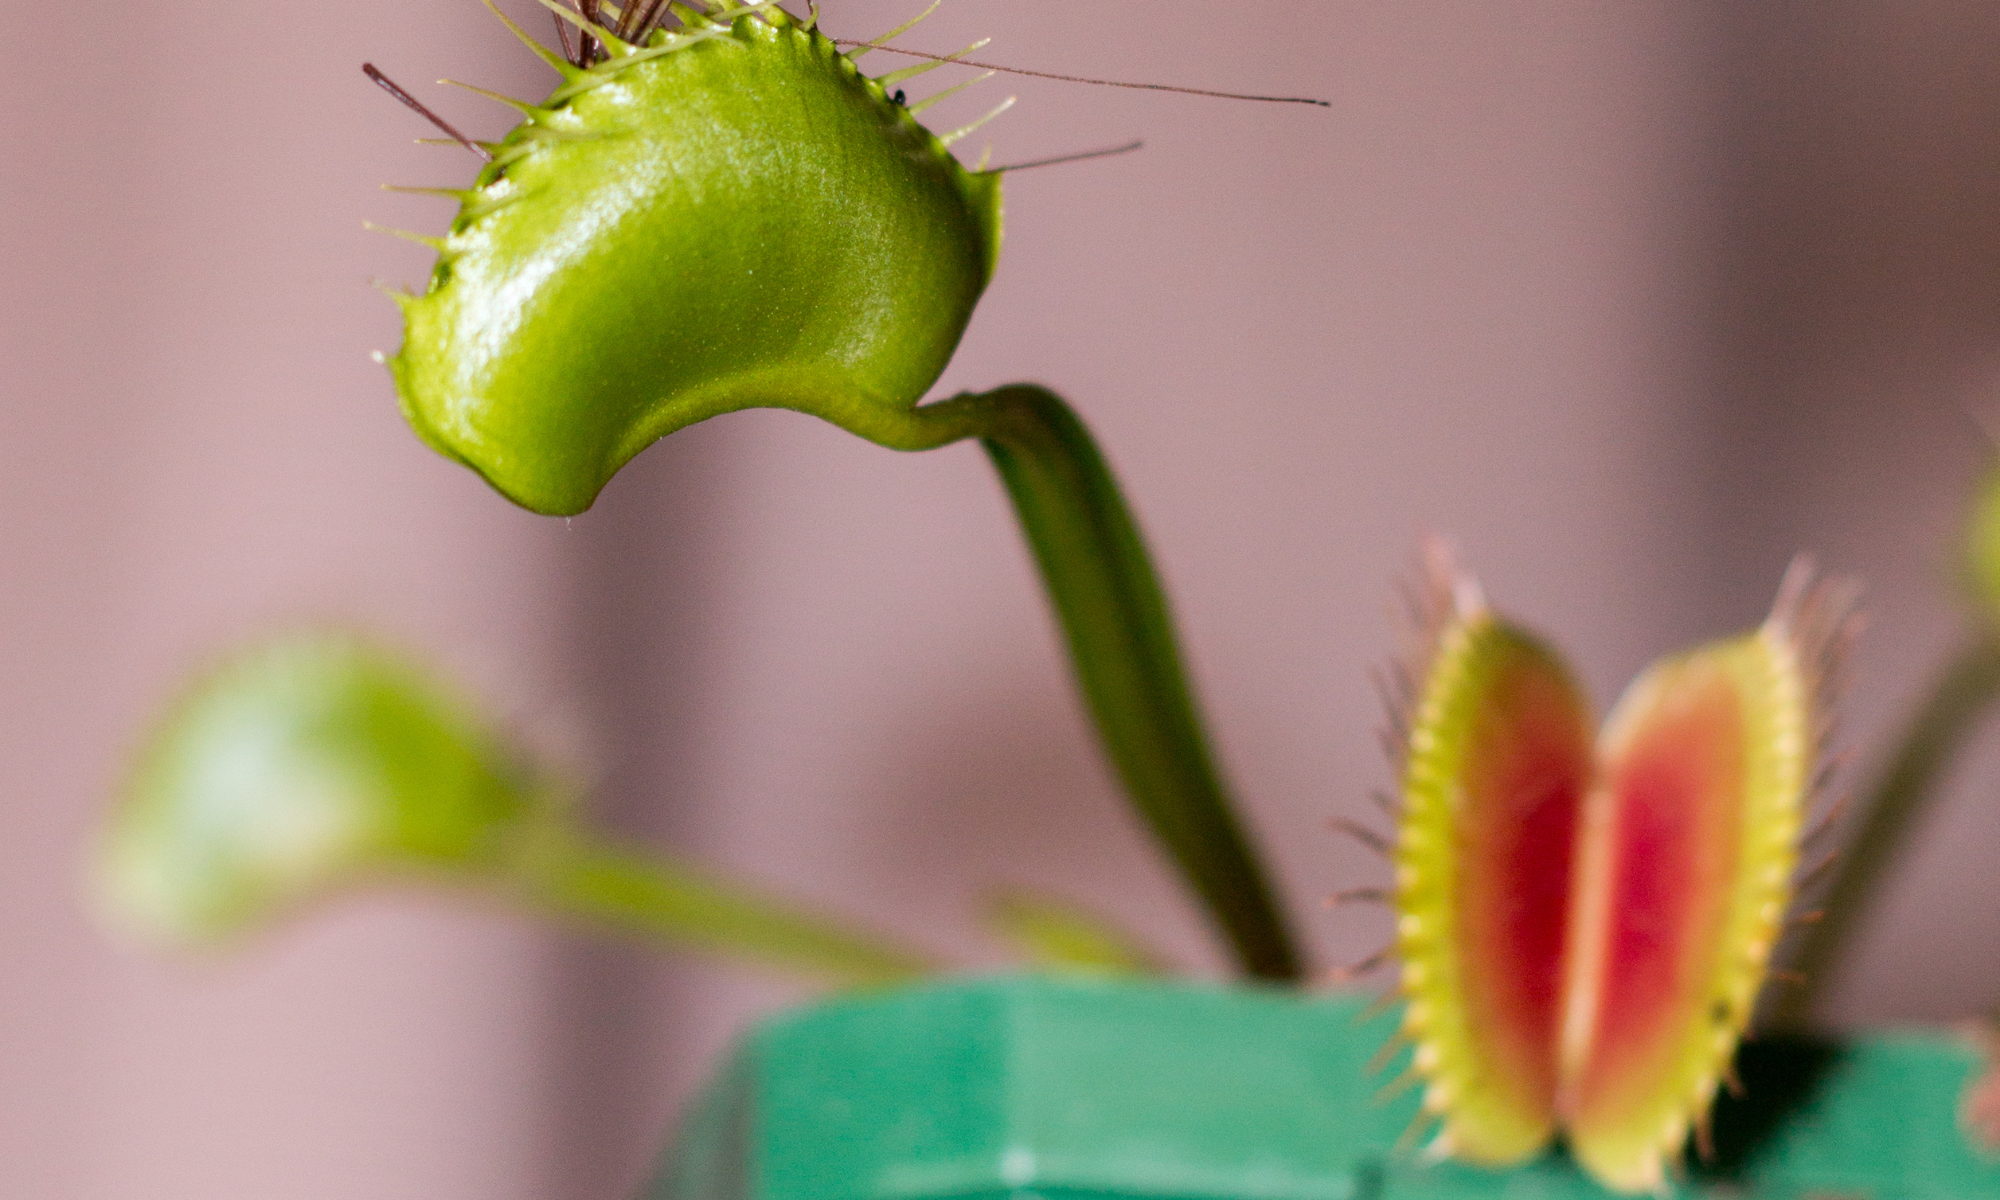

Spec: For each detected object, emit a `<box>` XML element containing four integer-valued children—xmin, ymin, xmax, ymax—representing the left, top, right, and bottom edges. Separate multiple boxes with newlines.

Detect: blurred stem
<box><xmin>870</xmin><ymin>384</ymin><xmax>1303</xmax><ymax>982</ymax></box>
<box><xmin>984</xmin><ymin>888</ymin><xmax>1169</xmax><ymax>976</ymax></box>
<box><xmin>1772</xmin><ymin>635</ymin><xmax>2000</xmax><ymax>1030</ymax></box>
<box><xmin>507</xmin><ymin>828</ymin><xmax>939</xmax><ymax>987</ymax></box>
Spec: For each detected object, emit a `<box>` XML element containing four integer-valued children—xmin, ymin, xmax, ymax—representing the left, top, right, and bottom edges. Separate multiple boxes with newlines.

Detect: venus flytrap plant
<box><xmin>101</xmin><ymin>634</ymin><xmax>937</xmax><ymax>985</ymax></box>
<box><xmin>385</xmin><ymin>0</ymin><xmax>1005</xmax><ymax>515</ymax></box>
<box><xmin>1362</xmin><ymin>544</ymin><xmax>1857</xmax><ymax>1194</ymax></box>
<box><xmin>369</xmin><ymin>0</ymin><xmax>1322</xmax><ymax>981</ymax></box>
<box><xmin>110</xmin><ymin>1</ymin><xmax>2000</xmax><ymax>1191</ymax></box>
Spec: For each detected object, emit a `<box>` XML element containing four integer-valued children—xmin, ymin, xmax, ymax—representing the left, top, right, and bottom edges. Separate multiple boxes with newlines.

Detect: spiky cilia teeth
<box><xmin>372</xmin><ymin>0</ymin><xmax>997</xmax><ymax>263</ymax></box>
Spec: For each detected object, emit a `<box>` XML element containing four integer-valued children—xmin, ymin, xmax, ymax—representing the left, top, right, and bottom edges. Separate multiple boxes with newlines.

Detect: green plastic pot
<box><xmin>649</xmin><ymin>974</ymin><xmax>2000</xmax><ymax>1200</ymax></box>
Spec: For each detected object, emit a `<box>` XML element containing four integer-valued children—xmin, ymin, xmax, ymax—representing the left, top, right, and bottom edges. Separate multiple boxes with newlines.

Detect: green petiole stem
<box><xmin>857</xmin><ymin>384</ymin><xmax>1303</xmax><ymax>982</ymax></box>
<box><xmin>506</xmin><ymin>827</ymin><xmax>939</xmax><ymax>986</ymax></box>
<box><xmin>1772</xmin><ymin>635</ymin><xmax>2000</xmax><ymax>1030</ymax></box>
<box><xmin>985</xmin><ymin>888</ymin><xmax>1170</xmax><ymax>976</ymax></box>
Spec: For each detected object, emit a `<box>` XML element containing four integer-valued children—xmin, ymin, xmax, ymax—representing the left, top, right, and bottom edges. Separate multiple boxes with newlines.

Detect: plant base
<box><xmin>649</xmin><ymin>974</ymin><xmax>2000</xmax><ymax>1199</ymax></box>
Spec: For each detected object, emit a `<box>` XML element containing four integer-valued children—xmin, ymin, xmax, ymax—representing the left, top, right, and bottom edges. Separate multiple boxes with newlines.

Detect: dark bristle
<box><xmin>629</xmin><ymin>0</ymin><xmax>673</xmax><ymax>42</ymax></box>
<box><xmin>1353</xmin><ymin>991</ymin><xmax>1404</xmax><ymax>1028</ymax></box>
<box><xmin>363</xmin><ymin>63</ymin><xmax>495</xmax><ymax>162</ymax></box>
<box><xmin>1392</xmin><ymin>1108</ymin><xmax>1442</xmax><ymax>1156</ymax></box>
<box><xmin>1370</xmin><ymin>665</ymin><xmax>1410</xmax><ymax>728</ymax></box>
<box><xmin>1364</xmin><ymin>1028</ymin><xmax>1412</xmax><ymax>1074</ymax></box>
<box><xmin>1392</xmin><ymin>659</ymin><xmax>1419</xmax><ymax>705</ymax></box>
<box><xmin>1392</xmin><ymin>577</ymin><xmax>1427</xmax><ymax>634</ymax></box>
<box><xmin>1796</xmin><ymin>848</ymin><xmax>1840</xmax><ymax>887</ymax></box>
<box><xmin>1803</xmin><ymin>791</ymin><xmax>1853</xmax><ymax>846</ymax></box>
<box><xmin>579</xmin><ymin>0</ymin><xmax>605</xmax><ymax>64</ymax></box>
<box><xmin>1810</xmin><ymin>751</ymin><xmax>1852</xmax><ymax>802</ymax></box>
<box><xmin>1373</xmin><ymin>1065</ymin><xmax>1423</xmax><ymax>1105</ymax></box>
<box><xmin>554</xmin><ymin>10</ymin><xmax>578</xmax><ymax>66</ymax></box>
<box><xmin>1376</xmin><ymin>725</ymin><xmax>1407</xmax><ymax>769</ymax></box>
<box><xmin>830</xmin><ymin>40</ymin><xmax>1332</xmax><ymax>107</ymax></box>
<box><xmin>1332</xmin><ymin>944</ymin><xmax>1393</xmax><ymax>982</ymax></box>
<box><xmin>993</xmin><ymin>140</ymin><xmax>1145</xmax><ymax>173</ymax></box>
<box><xmin>1326</xmin><ymin>887</ymin><xmax>1391</xmax><ymax>907</ymax></box>
<box><xmin>1332</xmin><ymin>817</ymin><xmax>1392</xmax><ymax>857</ymax></box>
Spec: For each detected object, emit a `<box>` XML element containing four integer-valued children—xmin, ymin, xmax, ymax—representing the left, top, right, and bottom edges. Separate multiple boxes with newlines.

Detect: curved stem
<box><xmin>506</xmin><ymin>828</ymin><xmax>940</xmax><ymax>986</ymax></box>
<box><xmin>1771</xmin><ymin>635</ymin><xmax>2000</xmax><ymax>1030</ymax></box>
<box><xmin>867</xmin><ymin>384</ymin><xmax>1303</xmax><ymax>981</ymax></box>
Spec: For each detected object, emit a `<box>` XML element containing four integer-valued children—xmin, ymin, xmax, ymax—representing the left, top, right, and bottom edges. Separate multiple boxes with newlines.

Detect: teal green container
<box><xmin>649</xmin><ymin>975</ymin><xmax>2000</xmax><ymax>1199</ymax></box>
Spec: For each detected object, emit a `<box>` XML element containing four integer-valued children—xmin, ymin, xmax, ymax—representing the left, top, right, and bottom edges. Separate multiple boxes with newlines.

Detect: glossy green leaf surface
<box><xmin>390</xmin><ymin>6</ymin><xmax>1003</xmax><ymax>515</ymax></box>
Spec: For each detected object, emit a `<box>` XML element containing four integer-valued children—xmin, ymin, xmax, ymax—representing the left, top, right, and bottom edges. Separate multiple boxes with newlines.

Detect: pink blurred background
<box><xmin>7</xmin><ymin>0</ymin><xmax>2000</xmax><ymax>1196</ymax></box>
